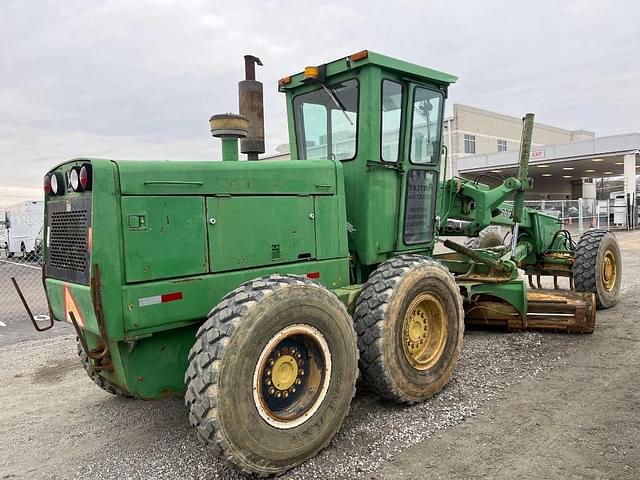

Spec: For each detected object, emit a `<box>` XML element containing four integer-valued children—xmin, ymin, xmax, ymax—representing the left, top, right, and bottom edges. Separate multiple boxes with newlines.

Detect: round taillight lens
<box><xmin>44</xmin><ymin>174</ymin><xmax>52</xmax><ymax>194</ymax></box>
<box><xmin>69</xmin><ymin>167</ymin><xmax>81</xmax><ymax>192</ymax></box>
<box><xmin>79</xmin><ymin>164</ymin><xmax>92</xmax><ymax>191</ymax></box>
<box><xmin>50</xmin><ymin>172</ymin><xmax>64</xmax><ymax>195</ymax></box>
<box><xmin>51</xmin><ymin>173</ymin><xmax>59</xmax><ymax>194</ymax></box>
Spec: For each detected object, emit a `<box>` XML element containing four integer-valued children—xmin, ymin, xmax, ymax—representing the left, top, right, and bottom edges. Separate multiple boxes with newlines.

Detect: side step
<box><xmin>464</xmin><ymin>289</ymin><xmax>596</xmax><ymax>334</ymax></box>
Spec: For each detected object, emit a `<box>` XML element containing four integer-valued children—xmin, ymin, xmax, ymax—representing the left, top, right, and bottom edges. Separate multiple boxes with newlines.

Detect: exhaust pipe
<box><xmin>239</xmin><ymin>55</ymin><xmax>265</xmax><ymax>160</ymax></box>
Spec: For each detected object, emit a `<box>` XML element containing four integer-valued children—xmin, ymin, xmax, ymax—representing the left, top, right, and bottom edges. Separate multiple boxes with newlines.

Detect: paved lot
<box><xmin>0</xmin><ymin>231</ymin><xmax>638</xmax><ymax>479</ymax></box>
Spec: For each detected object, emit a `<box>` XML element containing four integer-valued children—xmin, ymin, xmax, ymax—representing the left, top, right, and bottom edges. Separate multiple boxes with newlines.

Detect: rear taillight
<box><xmin>79</xmin><ymin>164</ymin><xmax>92</xmax><ymax>191</ymax></box>
<box><xmin>44</xmin><ymin>174</ymin><xmax>51</xmax><ymax>194</ymax></box>
<box><xmin>69</xmin><ymin>167</ymin><xmax>81</xmax><ymax>192</ymax></box>
<box><xmin>51</xmin><ymin>172</ymin><xmax>64</xmax><ymax>195</ymax></box>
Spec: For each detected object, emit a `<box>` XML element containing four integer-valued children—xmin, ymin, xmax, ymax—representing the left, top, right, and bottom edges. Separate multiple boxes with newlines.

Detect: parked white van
<box><xmin>1</xmin><ymin>201</ymin><xmax>44</xmax><ymax>258</ymax></box>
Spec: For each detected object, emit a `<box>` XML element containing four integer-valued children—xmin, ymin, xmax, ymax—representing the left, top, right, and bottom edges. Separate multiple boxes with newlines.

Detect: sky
<box><xmin>1</xmin><ymin>0</ymin><xmax>639</xmax><ymax>205</ymax></box>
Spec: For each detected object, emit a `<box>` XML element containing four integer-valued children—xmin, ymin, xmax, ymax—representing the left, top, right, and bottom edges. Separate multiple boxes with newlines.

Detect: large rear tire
<box><xmin>354</xmin><ymin>255</ymin><xmax>464</xmax><ymax>404</ymax></box>
<box><xmin>184</xmin><ymin>274</ymin><xmax>358</xmax><ymax>476</ymax></box>
<box><xmin>574</xmin><ymin>229</ymin><xmax>621</xmax><ymax>309</ymax></box>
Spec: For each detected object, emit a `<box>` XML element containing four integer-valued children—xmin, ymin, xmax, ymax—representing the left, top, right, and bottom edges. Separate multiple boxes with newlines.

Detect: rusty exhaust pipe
<box><xmin>239</xmin><ymin>55</ymin><xmax>265</xmax><ymax>160</ymax></box>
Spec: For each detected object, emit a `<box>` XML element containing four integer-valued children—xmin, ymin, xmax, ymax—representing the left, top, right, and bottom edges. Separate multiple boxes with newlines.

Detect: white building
<box><xmin>443</xmin><ymin>104</ymin><xmax>595</xmax><ymax>177</ymax></box>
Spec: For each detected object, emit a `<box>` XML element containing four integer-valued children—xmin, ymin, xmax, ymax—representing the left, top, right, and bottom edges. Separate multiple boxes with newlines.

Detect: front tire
<box><xmin>465</xmin><ymin>226</ymin><xmax>504</xmax><ymax>249</ymax></box>
<box><xmin>574</xmin><ymin>230</ymin><xmax>622</xmax><ymax>309</ymax></box>
<box><xmin>184</xmin><ymin>275</ymin><xmax>358</xmax><ymax>476</ymax></box>
<box><xmin>355</xmin><ymin>255</ymin><xmax>464</xmax><ymax>404</ymax></box>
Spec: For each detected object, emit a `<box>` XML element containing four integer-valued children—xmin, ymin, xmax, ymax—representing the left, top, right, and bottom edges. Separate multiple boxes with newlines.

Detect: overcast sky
<box><xmin>1</xmin><ymin>0</ymin><xmax>639</xmax><ymax>205</ymax></box>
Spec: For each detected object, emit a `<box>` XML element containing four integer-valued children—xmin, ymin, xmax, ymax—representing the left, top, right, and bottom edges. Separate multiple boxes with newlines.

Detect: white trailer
<box><xmin>0</xmin><ymin>207</ymin><xmax>6</xmax><ymax>251</ymax></box>
<box><xmin>610</xmin><ymin>191</ymin><xmax>626</xmax><ymax>226</ymax></box>
<box><xmin>2</xmin><ymin>201</ymin><xmax>44</xmax><ymax>258</ymax></box>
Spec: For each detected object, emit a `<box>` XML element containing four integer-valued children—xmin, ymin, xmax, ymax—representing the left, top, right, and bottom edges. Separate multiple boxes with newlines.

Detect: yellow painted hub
<box><xmin>271</xmin><ymin>354</ymin><xmax>299</xmax><ymax>391</ymax></box>
<box><xmin>602</xmin><ymin>250</ymin><xmax>617</xmax><ymax>292</ymax></box>
<box><xmin>402</xmin><ymin>292</ymin><xmax>447</xmax><ymax>370</ymax></box>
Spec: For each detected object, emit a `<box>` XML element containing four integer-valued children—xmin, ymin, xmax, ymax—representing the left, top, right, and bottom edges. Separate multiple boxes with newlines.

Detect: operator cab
<box><xmin>279</xmin><ymin>50</ymin><xmax>457</xmax><ymax>276</ymax></box>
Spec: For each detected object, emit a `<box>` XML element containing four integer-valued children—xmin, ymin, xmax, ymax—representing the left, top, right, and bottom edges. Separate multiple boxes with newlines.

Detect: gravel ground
<box><xmin>0</xmin><ymin>326</ymin><xmax>574</xmax><ymax>479</ymax></box>
<box><xmin>0</xmin><ymin>230</ymin><xmax>638</xmax><ymax>480</ymax></box>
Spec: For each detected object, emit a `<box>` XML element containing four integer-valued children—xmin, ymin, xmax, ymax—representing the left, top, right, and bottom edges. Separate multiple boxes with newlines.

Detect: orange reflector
<box><xmin>64</xmin><ymin>285</ymin><xmax>84</xmax><ymax>328</ymax></box>
<box><xmin>304</xmin><ymin>66</ymin><xmax>319</xmax><ymax>79</ymax></box>
<box><xmin>350</xmin><ymin>50</ymin><xmax>368</xmax><ymax>62</ymax></box>
<box><xmin>278</xmin><ymin>76</ymin><xmax>291</xmax><ymax>86</ymax></box>
<box><xmin>306</xmin><ymin>272</ymin><xmax>320</xmax><ymax>280</ymax></box>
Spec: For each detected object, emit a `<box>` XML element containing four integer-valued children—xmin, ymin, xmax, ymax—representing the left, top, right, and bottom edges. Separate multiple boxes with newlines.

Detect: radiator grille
<box><xmin>49</xmin><ymin>210</ymin><xmax>88</xmax><ymax>273</ymax></box>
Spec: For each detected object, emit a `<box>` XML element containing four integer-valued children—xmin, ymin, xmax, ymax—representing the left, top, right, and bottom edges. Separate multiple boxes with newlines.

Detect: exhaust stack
<box><xmin>239</xmin><ymin>55</ymin><xmax>265</xmax><ymax>160</ymax></box>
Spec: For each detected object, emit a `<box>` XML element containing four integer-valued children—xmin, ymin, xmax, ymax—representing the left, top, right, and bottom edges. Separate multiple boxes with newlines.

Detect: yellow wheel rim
<box><xmin>602</xmin><ymin>250</ymin><xmax>617</xmax><ymax>292</ymax></box>
<box><xmin>252</xmin><ymin>324</ymin><xmax>331</xmax><ymax>429</ymax></box>
<box><xmin>402</xmin><ymin>292</ymin><xmax>448</xmax><ymax>370</ymax></box>
<box><xmin>271</xmin><ymin>354</ymin><xmax>299</xmax><ymax>391</ymax></box>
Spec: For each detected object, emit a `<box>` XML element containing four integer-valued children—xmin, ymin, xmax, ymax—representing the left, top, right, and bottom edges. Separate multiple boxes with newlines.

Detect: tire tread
<box><xmin>184</xmin><ymin>274</ymin><xmax>358</xmax><ymax>476</ymax></box>
<box><xmin>353</xmin><ymin>254</ymin><xmax>463</xmax><ymax>405</ymax></box>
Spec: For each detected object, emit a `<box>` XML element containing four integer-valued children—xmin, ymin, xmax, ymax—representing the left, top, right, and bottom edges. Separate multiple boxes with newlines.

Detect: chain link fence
<box><xmin>524</xmin><ymin>197</ymin><xmax>638</xmax><ymax>236</ymax></box>
<box><xmin>0</xmin><ymin>201</ymin><xmax>51</xmax><ymax>341</ymax></box>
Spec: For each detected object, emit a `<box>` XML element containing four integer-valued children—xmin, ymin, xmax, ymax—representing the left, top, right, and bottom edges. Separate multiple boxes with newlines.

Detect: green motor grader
<box><xmin>19</xmin><ymin>50</ymin><xmax>620</xmax><ymax>476</ymax></box>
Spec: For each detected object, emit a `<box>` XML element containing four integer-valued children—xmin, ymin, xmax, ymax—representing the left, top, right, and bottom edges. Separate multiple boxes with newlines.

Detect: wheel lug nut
<box><xmin>269</xmin><ymin>387</ymin><xmax>275</xmax><ymax>395</ymax></box>
<box><xmin>296</xmin><ymin>379</ymin><xmax>302</xmax><ymax>385</ymax></box>
<box><xmin>295</xmin><ymin>352</ymin><xmax>301</xmax><ymax>359</ymax></box>
<box><xmin>291</xmin><ymin>387</ymin><xmax>296</xmax><ymax>393</ymax></box>
<box><xmin>276</xmin><ymin>392</ymin><xmax>282</xmax><ymax>398</ymax></box>
<box><xmin>283</xmin><ymin>391</ymin><xmax>289</xmax><ymax>398</ymax></box>
<box><xmin>299</xmin><ymin>370</ymin><xmax>304</xmax><ymax>376</ymax></box>
<box><xmin>266</xmin><ymin>380</ymin><xmax>271</xmax><ymax>386</ymax></box>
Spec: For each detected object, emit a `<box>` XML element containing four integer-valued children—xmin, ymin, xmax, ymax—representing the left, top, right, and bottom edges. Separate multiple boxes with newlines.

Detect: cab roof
<box><xmin>279</xmin><ymin>50</ymin><xmax>457</xmax><ymax>90</ymax></box>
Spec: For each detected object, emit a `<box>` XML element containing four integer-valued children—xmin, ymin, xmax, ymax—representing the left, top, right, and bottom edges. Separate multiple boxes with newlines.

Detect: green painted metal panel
<box><xmin>116</xmin><ymin>159</ymin><xmax>338</xmax><ymax>195</ymax></box>
<box><xmin>121</xmin><ymin>258</ymin><xmax>349</xmax><ymax>335</ymax></box>
<box><xmin>121</xmin><ymin>196</ymin><xmax>208</xmax><ymax>282</ymax></box>
<box><xmin>359</xmin><ymin>167</ymin><xmax>400</xmax><ymax>262</ymax></box>
<box><xmin>314</xmin><ymin>195</ymin><xmax>349</xmax><ymax>260</ymax></box>
<box><xmin>207</xmin><ymin>196</ymin><xmax>317</xmax><ymax>272</ymax></box>
<box><xmin>459</xmin><ymin>279</ymin><xmax>528</xmax><ymax>319</ymax></box>
<box><xmin>44</xmin><ymin>280</ymin><xmax>100</xmax><ymax>336</ymax></box>
<box><xmin>530</xmin><ymin>209</ymin><xmax>561</xmax><ymax>254</ymax></box>
<box><xmin>281</xmin><ymin>50</ymin><xmax>457</xmax><ymax>92</ymax></box>
<box><xmin>119</xmin><ymin>324</ymin><xmax>197</xmax><ymax>398</ymax></box>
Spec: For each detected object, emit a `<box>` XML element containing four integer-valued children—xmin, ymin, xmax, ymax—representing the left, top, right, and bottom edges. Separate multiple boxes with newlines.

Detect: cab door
<box><xmin>396</xmin><ymin>83</ymin><xmax>445</xmax><ymax>251</ymax></box>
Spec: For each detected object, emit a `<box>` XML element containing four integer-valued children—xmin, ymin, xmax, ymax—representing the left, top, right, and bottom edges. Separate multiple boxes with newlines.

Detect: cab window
<box><xmin>381</xmin><ymin>80</ymin><xmax>403</xmax><ymax>162</ymax></box>
<box><xmin>410</xmin><ymin>87</ymin><xmax>443</xmax><ymax>164</ymax></box>
<box><xmin>293</xmin><ymin>79</ymin><xmax>358</xmax><ymax>161</ymax></box>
